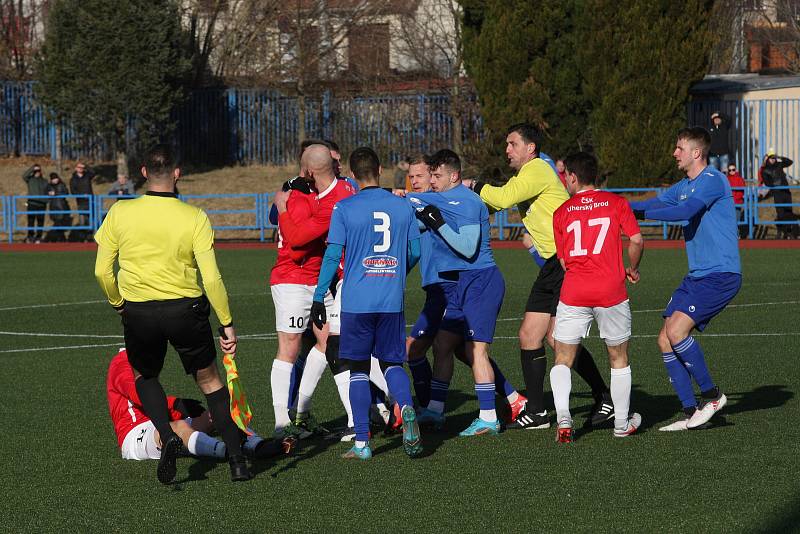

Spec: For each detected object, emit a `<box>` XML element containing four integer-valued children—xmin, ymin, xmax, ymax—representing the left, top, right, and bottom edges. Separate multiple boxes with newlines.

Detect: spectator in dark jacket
<box><xmin>760</xmin><ymin>149</ymin><xmax>798</xmax><ymax>239</ymax></box>
<box><xmin>69</xmin><ymin>162</ymin><xmax>94</xmax><ymax>241</ymax></box>
<box><xmin>22</xmin><ymin>164</ymin><xmax>48</xmax><ymax>243</ymax></box>
<box><xmin>726</xmin><ymin>164</ymin><xmax>748</xmax><ymax>239</ymax></box>
<box><xmin>709</xmin><ymin>112</ymin><xmax>731</xmax><ymax>172</ymax></box>
<box><xmin>45</xmin><ymin>173</ymin><xmax>71</xmax><ymax>242</ymax></box>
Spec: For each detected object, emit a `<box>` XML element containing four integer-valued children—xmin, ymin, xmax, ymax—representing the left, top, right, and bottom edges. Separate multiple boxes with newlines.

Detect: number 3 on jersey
<box><xmin>567</xmin><ymin>217</ymin><xmax>610</xmax><ymax>257</ymax></box>
<box><xmin>373</xmin><ymin>212</ymin><xmax>391</xmax><ymax>252</ymax></box>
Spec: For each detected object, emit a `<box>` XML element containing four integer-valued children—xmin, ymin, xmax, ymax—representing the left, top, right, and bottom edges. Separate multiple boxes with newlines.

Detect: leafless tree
<box><xmin>750</xmin><ymin>0</ymin><xmax>800</xmax><ymax>73</ymax></box>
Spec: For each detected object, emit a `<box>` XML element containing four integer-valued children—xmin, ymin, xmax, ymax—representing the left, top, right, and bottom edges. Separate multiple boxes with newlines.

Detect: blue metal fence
<box><xmin>0</xmin><ymin>82</ymin><xmax>480</xmax><ymax>166</ymax></box>
<box><xmin>3</xmin><ymin>187</ymin><xmax>797</xmax><ymax>243</ymax></box>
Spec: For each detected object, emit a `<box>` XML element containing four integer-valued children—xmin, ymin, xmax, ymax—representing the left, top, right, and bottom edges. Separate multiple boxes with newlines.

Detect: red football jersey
<box><xmin>553</xmin><ymin>189</ymin><xmax>641</xmax><ymax>308</ymax></box>
<box><xmin>270</xmin><ymin>178</ymin><xmax>355</xmax><ymax>286</ymax></box>
<box><xmin>106</xmin><ymin>349</ymin><xmax>181</xmax><ymax>447</ymax></box>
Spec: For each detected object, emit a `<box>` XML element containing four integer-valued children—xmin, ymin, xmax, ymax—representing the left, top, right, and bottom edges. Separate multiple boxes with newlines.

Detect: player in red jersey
<box><xmin>550</xmin><ymin>152</ymin><xmax>644</xmax><ymax>443</ymax></box>
<box><xmin>269</xmin><ymin>144</ymin><xmax>356</xmax><ymax>438</ymax></box>
<box><xmin>107</xmin><ymin>348</ymin><xmax>290</xmax><ymax>461</ymax></box>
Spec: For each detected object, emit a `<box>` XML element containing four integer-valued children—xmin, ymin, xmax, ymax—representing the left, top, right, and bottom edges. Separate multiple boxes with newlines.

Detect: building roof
<box><xmin>691</xmin><ymin>73</ymin><xmax>800</xmax><ymax>95</ymax></box>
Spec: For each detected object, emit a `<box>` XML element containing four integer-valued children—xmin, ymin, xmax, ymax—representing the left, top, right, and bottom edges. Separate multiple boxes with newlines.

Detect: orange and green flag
<box><xmin>222</xmin><ymin>352</ymin><xmax>253</xmax><ymax>436</ymax></box>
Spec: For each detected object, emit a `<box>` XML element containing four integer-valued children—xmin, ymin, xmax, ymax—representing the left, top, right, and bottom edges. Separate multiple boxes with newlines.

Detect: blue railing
<box><xmin>2</xmin><ymin>187</ymin><xmax>798</xmax><ymax>243</ymax></box>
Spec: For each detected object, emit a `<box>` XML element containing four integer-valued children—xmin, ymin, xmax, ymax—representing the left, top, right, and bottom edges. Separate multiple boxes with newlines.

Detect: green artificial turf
<box><xmin>0</xmin><ymin>248</ymin><xmax>798</xmax><ymax>532</ymax></box>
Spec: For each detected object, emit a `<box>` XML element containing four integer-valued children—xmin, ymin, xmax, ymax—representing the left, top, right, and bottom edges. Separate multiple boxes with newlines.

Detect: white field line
<box><xmin>0</xmin><ymin>342</ymin><xmax>123</xmax><ymax>354</ymax></box>
<box><xmin>0</xmin><ymin>291</ymin><xmax>272</xmax><ymax>312</ymax></box>
<box><xmin>493</xmin><ymin>332</ymin><xmax>800</xmax><ymax>340</ymax></box>
<box><xmin>0</xmin><ymin>331</ymin><xmax>124</xmax><ymax>338</ymax></box>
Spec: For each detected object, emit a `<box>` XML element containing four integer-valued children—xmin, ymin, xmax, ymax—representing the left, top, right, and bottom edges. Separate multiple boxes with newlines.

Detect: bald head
<box><xmin>301</xmin><ymin>144</ymin><xmax>335</xmax><ymax>179</ymax></box>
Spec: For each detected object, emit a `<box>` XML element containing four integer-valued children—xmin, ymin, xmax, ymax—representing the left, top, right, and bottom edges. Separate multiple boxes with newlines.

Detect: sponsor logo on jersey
<box><xmin>688</xmin><ymin>305</ymin><xmax>696</xmax><ymax>312</ymax></box>
<box><xmin>362</xmin><ymin>255</ymin><xmax>399</xmax><ymax>276</ymax></box>
<box><xmin>448</xmin><ymin>201</ymin><xmax>460</xmax><ymax>205</ymax></box>
<box><xmin>581</xmin><ymin>196</ymin><xmax>594</xmax><ymax>204</ymax></box>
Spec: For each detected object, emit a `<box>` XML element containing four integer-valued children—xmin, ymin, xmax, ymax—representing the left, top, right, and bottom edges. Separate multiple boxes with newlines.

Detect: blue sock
<box><xmin>662</xmin><ymin>352</ymin><xmax>696</xmax><ymax>409</ymax></box>
<box><xmin>672</xmin><ymin>336</ymin><xmax>715</xmax><ymax>392</ymax></box>
<box><xmin>383</xmin><ymin>365</ymin><xmax>413</xmax><ymax>409</ymax></box>
<box><xmin>475</xmin><ymin>382</ymin><xmax>496</xmax><ymax>411</ymax></box>
<box><xmin>349</xmin><ymin>372</ymin><xmax>371</xmax><ymax>442</ymax></box>
<box><xmin>288</xmin><ymin>358</ymin><xmax>305</xmax><ymax>411</ymax></box>
<box><xmin>490</xmin><ymin>358</ymin><xmax>515</xmax><ymax>397</ymax></box>
<box><xmin>429</xmin><ymin>379</ymin><xmax>449</xmax><ymax>403</ymax></box>
<box><xmin>407</xmin><ymin>357</ymin><xmax>433</xmax><ymax>407</ymax></box>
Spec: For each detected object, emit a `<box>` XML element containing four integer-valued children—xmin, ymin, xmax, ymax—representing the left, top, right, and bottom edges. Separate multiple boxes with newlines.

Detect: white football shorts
<box><xmin>553</xmin><ymin>299</ymin><xmax>632</xmax><ymax>347</ymax></box>
<box><xmin>120</xmin><ymin>421</ymin><xmax>161</xmax><ymax>460</ymax></box>
<box><xmin>271</xmin><ymin>283</ymin><xmax>338</xmax><ymax>334</ymax></box>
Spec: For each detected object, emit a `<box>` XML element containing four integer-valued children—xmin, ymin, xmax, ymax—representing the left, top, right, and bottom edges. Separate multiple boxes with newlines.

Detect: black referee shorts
<box><xmin>122</xmin><ymin>296</ymin><xmax>217</xmax><ymax>378</ymax></box>
<box><xmin>525</xmin><ymin>255</ymin><xmax>564</xmax><ymax>316</ymax></box>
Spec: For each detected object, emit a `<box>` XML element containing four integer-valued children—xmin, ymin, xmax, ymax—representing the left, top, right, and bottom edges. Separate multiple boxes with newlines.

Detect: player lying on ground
<box><xmin>409</xmin><ymin>149</ymin><xmax>509</xmax><ymax>437</ymax></box>
<box><xmin>549</xmin><ymin>152</ymin><xmax>644</xmax><ymax>443</ymax></box>
<box><xmin>630</xmin><ymin>127</ymin><xmax>741</xmax><ymax>431</ymax></box>
<box><xmin>107</xmin><ymin>348</ymin><xmax>293</xmax><ymax>461</ymax></box>
<box><xmin>404</xmin><ymin>152</ymin><xmax>526</xmax><ymax>430</ymax></box>
<box><xmin>312</xmin><ymin>146</ymin><xmax>423</xmax><ymax>460</ymax></box>
<box><xmin>463</xmin><ymin>123</ymin><xmax>614</xmax><ymax>430</ymax></box>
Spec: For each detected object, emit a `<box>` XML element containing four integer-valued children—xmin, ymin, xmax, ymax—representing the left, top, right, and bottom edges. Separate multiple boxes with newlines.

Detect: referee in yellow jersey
<box><xmin>464</xmin><ymin>123</ymin><xmax>612</xmax><ymax>430</ymax></box>
<box><xmin>94</xmin><ymin>145</ymin><xmax>251</xmax><ymax>483</ymax></box>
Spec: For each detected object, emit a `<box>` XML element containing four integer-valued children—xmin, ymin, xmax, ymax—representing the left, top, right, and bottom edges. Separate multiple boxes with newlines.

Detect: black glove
<box><xmin>633</xmin><ymin>209</ymin><xmax>646</xmax><ymax>221</ymax></box>
<box><xmin>311</xmin><ymin>300</ymin><xmax>327</xmax><ymax>329</ymax></box>
<box><xmin>173</xmin><ymin>398</ymin><xmax>206</xmax><ymax>418</ymax></box>
<box><xmin>282</xmin><ymin>176</ymin><xmax>313</xmax><ymax>195</ymax></box>
<box><xmin>472</xmin><ymin>180</ymin><xmax>486</xmax><ymax>195</ymax></box>
<box><xmin>415</xmin><ymin>205</ymin><xmax>446</xmax><ymax>231</ymax></box>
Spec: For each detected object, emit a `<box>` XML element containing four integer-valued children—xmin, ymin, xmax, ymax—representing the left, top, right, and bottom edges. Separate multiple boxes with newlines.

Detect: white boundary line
<box><xmin>0</xmin><ymin>299</ymin><xmax>107</xmax><ymax>311</ymax></box>
<box><xmin>0</xmin><ymin>331</ymin><xmax>124</xmax><ymax>338</ymax></box>
<box><xmin>0</xmin><ymin>342</ymin><xmax>123</xmax><ymax>354</ymax></box>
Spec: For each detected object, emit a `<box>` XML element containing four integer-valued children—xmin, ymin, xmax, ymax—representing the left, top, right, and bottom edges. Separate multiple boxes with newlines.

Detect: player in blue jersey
<box><xmin>408</xmin><ymin>149</ymin><xmax>507</xmax><ymax>437</ymax></box>
<box><xmin>630</xmin><ymin>127</ymin><xmax>741</xmax><ymax>431</ymax></box>
<box><xmin>404</xmin><ymin>155</ymin><xmax>527</xmax><ymax>429</ymax></box>
<box><xmin>311</xmin><ymin>146</ymin><xmax>423</xmax><ymax>460</ymax></box>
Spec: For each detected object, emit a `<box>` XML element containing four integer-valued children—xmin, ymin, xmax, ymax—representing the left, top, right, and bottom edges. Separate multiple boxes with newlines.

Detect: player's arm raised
<box><xmin>415</xmin><ymin>204</ymin><xmax>480</xmax><ymax>259</ymax></box>
<box><xmin>276</xmin><ymin>190</ymin><xmax>330</xmax><ymax>248</ymax></box>
<box><xmin>472</xmin><ymin>169</ymin><xmax>547</xmax><ymax>211</ymax></box>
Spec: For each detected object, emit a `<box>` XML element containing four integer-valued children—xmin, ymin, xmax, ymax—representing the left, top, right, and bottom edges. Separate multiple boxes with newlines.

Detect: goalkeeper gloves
<box><xmin>311</xmin><ymin>300</ymin><xmax>327</xmax><ymax>330</ymax></box>
<box><xmin>633</xmin><ymin>209</ymin><xmax>647</xmax><ymax>221</ymax></box>
<box><xmin>415</xmin><ymin>205</ymin><xmax>446</xmax><ymax>231</ymax></box>
<box><xmin>282</xmin><ymin>176</ymin><xmax>313</xmax><ymax>195</ymax></box>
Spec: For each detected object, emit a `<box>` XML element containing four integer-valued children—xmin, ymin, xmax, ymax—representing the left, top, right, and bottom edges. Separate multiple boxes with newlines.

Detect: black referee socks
<box><xmin>135</xmin><ymin>376</ymin><xmax>177</xmax><ymax>442</ymax></box>
<box><xmin>205</xmin><ymin>387</ymin><xmax>243</xmax><ymax>457</ymax></box>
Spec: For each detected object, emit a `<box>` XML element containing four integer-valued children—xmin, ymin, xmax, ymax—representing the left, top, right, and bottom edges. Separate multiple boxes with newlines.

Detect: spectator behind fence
<box><xmin>45</xmin><ymin>173</ymin><xmax>72</xmax><ymax>242</ymax></box>
<box><xmin>760</xmin><ymin>149</ymin><xmax>799</xmax><ymax>239</ymax></box>
<box><xmin>70</xmin><ymin>162</ymin><xmax>95</xmax><ymax>241</ymax></box>
<box><xmin>22</xmin><ymin>163</ymin><xmax>48</xmax><ymax>243</ymax></box>
<box><xmin>555</xmin><ymin>159</ymin><xmax>568</xmax><ymax>188</ymax></box>
<box><xmin>393</xmin><ymin>159</ymin><xmax>410</xmax><ymax>194</ymax></box>
<box><xmin>108</xmin><ymin>174</ymin><xmax>135</xmax><ymax>196</ymax></box>
<box><xmin>725</xmin><ymin>164</ymin><xmax>748</xmax><ymax>239</ymax></box>
<box><xmin>709</xmin><ymin>112</ymin><xmax>731</xmax><ymax>172</ymax></box>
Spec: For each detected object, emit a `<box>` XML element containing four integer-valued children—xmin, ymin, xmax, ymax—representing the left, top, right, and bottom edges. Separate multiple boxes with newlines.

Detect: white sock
<box><xmin>271</xmin><ymin>359</ymin><xmax>294</xmax><ymax>431</ymax></box>
<box><xmin>355</xmin><ymin>440</ymin><xmax>367</xmax><ymax>448</ymax></box>
<box><xmin>427</xmin><ymin>400</ymin><xmax>445</xmax><ymax>414</ymax></box>
<box><xmin>610</xmin><ymin>366</ymin><xmax>632</xmax><ymax>429</ymax></box>
<box><xmin>479</xmin><ymin>409</ymin><xmax>497</xmax><ymax>422</ymax></box>
<box><xmin>187</xmin><ymin>431</ymin><xmax>226</xmax><ymax>459</ymax></box>
<box><xmin>550</xmin><ymin>364</ymin><xmax>572</xmax><ymax>422</ymax></box>
<box><xmin>334</xmin><ymin>370</ymin><xmax>354</xmax><ymax>427</ymax></box>
<box><xmin>296</xmin><ymin>347</ymin><xmax>328</xmax><ymax>414</ymax></box>
<box><xmin>369</xmin><ymin>357</ymin><xmax>389</xmax><ymax>396</ymax></box>
<box><xmin>507</xmin><ymin>391</ymin><xmax>519</xmax><ymax>403</ymax></box>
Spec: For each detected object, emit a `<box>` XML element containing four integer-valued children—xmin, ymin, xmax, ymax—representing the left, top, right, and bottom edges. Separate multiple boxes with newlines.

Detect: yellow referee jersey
<box><xmin>479</xmin><ymin>158</ymin><xmax>569</xmax><ymax>259</ymax></box>
<box><xmin>94</xmin><ymin>191</ymin><xmax>233</xmax><ymax>326</ymax></box>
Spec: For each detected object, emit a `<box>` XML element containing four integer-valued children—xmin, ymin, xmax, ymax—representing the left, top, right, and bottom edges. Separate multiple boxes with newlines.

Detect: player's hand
<box><xmin>273</xmin><ymin>189</ymin><xmax>290</xmax><ymax>213</ymax></box>
<box><xmin>282</xmin><ymin>175</ymin><xmax>313</xmax><ymax>195</ymax></box>
<box><xmin>311</xmin><ymin>300</ymin><xmax>327</xmax><ymax>330</ymax></box>
<box><xmin>633</xmin><ymin>209</ymin><xmax>646</xmax><ymax>221</ymax></box>
<box><xmin>392</xmin><ymin>189</ymin><xmax>407</xmax><ymax>197</ymax></box>
<box><xmin>415</xmin><ymin>205</ymin><xmax>446</xmax><ymax>230</ymax></box>
<box><xmin>219</xmin><ymin>325</ymin><xmax>238</xmax><ymax>354</ymax></box>
<box><xmin>461</xmin><ymin>178</ymin><xmax>474</xmax><ymax>189</ymax></box>
<box><xmin>113</xmin><ymin>301</ymin><xmax>126</xmax><ymax>315</ymax></box>
<box><xmin>174</xmin><ymin>398</ymin><xmax>206</xmax><ymax>418</ymax></box>
<box><xmin>626</xmin><ymin>267</ymin><xmax>640</xmax><ymax>284</ymax></box>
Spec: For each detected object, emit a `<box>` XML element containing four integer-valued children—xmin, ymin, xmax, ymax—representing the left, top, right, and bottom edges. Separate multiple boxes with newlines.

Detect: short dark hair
<box><xmin>49</xmin><ymin>172</ymin><xmax>59</xmax><ymax>180</ymax></box>
<box><xmin>426</xmin><ymin>149</ymin><xmax>461</xmax><ymax>174</ymax></box>
<box><xmin>324</xmin><ymin>139</ymin><xmax>340</xmax><ymax>152</ymax></box>
<box><xmin>677</xmin><ymin>127</ymin><xmax>711</xmax><ymax>159</ymax></box>
<box><xmin>507</xmin><ymin>123</ymin><xmax>542</xmax><ymax>154</ymax></box>
<box><xmin>563</xmin><ymin>152</ymin><xmax>598</xmax><ymax>186</ymax></box>
<box><xmin>143</xmin><ymin>144</ymin><xmax>175</xmax><ymax>180</ymax></box>
<box><xmin>349</xmin><ymin>147</ymin><xmax>381</xmax><ymax>181</ymax></box>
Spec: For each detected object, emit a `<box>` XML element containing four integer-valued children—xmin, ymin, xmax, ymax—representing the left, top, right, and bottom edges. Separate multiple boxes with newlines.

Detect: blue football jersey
<box><xmin>418</xmin><ymin>230</ymin><xmax>441</xmax><ymax>287</ymax></box>
<box><xmin>327</xmin><ymin>187</ymin><xmax>420</xmax><ymax>313</ymax></box>
<box><xmin>407</xmin><ymin>184</ymin><xmax>495</xmax><ymax>273</ymax></box>
<box><xmin>658</xmin><ymin>166</ymin><xmax>741</xmax><ymax>277</ymax></box>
